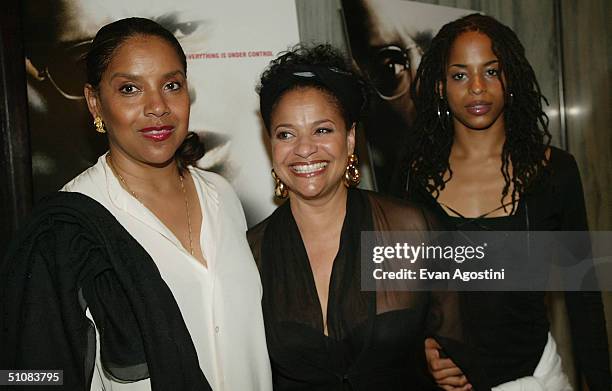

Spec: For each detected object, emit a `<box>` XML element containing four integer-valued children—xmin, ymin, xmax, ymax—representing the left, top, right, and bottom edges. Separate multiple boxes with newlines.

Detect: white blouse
<box><xmin>62</xmin><ymin>155</ymin><xmax>272</xmax><ymax>391</ymax></box>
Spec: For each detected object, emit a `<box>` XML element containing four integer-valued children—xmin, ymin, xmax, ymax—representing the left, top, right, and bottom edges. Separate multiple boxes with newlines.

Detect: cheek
<box><xmin>103</xmin><ymin>99</ymin><xmax>139</xmax><ymax>128</ymax></box>
<box><xmin>490</xmin><ymin>81</ymin><xmax>505</xmax><ymax>99</ymax></box>
<box><xmin>271</xmin><ymin>142</ymin><xmax>289</xmax><ymax>166</ymax></box>
<box><xmin>322</xmin><ymin>137</ymin><xmax>349</xmax><ymax>158</ymax></box>
<box><xmin>173</xmin><ymin>95</ymin><xmax>191</xmax><ymax>121</ymax></box>
<box><xmin>445</xmin><ymin>86</ymin><xmax>462</xmax><ymax>109</ymax></box>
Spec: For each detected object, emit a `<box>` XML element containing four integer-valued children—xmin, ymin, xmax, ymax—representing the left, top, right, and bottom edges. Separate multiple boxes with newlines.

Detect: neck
<box><xmin>451</xmin><ymin>120</ymin><xmax>506</xmax><ymax>159</ymax></box>
<box><xmin>106</xmin><ymin>149</ymin><xmax>181</xmax><ymax>194</ymax></box>
<box><xmin>289</xmin><ymin>185</ymin><xmax>348</xmax><ymax>234</ymax></box>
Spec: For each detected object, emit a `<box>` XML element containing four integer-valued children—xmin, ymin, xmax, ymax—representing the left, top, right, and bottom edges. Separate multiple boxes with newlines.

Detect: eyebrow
<box><xmin>109</xmin><ymin>69</ymin><xmax>186</xmax><ymax>81</ymax></box>
<box><xmin>274</xmin><ymin>119</ymin><xmax>336</xmax><ymax>131</ymax></box>
<box><xmin>370</xmin><ymin>43</ymin><xmax>403</xmax><ymax>52</ymax></box>
<box><xmin>449</xmin><ymin>60</ymin><xmax>499</xmax><ymax>68</ymax></box>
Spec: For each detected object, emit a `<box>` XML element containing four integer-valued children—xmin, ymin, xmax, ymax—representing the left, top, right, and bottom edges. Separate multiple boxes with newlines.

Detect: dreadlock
<box><xmin>405</xmin><ymin>13</ymin><xmax>551</xmax><ymax>214</ymax></box>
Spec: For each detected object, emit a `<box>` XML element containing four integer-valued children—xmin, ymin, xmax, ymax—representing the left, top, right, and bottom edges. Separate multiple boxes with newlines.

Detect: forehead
<box><xmin>272</xmin><ymin>87</ymin><xmax>345</xmax><ymax>122</ymax></box>
<box><xmin>448</xmin><ymin>31</ymin><xmax>497</xmax><ymax>62</ymax></box>
<box><xmin>105</xmin><ymin>35</ymin><xmax>183</xmax><ymax>73</ymax></box>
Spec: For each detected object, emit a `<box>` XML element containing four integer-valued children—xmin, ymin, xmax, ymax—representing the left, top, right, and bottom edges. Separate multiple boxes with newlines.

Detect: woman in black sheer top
<box><xmin>248</xmin><ymin>44</ymin><xmax>458</xmax><ymax>390</ymax></box>
<box><xmin>397</xmin><ymin>14</ymin><xmax>610</xmax><ymax>391</ymax></box>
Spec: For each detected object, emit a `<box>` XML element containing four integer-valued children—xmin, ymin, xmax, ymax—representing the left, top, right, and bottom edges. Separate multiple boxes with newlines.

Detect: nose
<box><xmin>469</xmin><ymin>74</ymin><xmax>486</xmax><ymax>95</ymax></box>
<box><xmin>294</xmin><ymin>134</ymin><xmax>317</xmax><ymax>158</ymax></box>
<box><xmin>144</xmin><ymin>90</ymin><xmax>170</xmax><ymax>117</ymax></box>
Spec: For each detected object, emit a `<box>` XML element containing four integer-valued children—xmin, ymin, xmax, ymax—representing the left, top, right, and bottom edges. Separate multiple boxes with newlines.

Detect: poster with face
<box><xmin>341</xmin><ymin>0</ymin><xmax>472</xmax><ymax>194</ymax></box>
<box><xmin>23</xmin><ymin>0</ymin><xmax>299</xmax><ymax>225</ymax></box>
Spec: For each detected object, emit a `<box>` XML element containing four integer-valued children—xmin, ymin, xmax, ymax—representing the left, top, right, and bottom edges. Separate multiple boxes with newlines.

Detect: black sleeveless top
<box><xmin>402</xmin><ymin>147</ymin><xmax>610</xmax><ymax>390</ymax></box>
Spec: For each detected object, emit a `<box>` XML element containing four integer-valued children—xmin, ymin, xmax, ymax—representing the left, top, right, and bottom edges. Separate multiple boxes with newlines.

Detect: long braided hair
<box><xmin>405</xmin><ymin>13</ymin><xmax>551</xmax><ymax>213</ymax></box>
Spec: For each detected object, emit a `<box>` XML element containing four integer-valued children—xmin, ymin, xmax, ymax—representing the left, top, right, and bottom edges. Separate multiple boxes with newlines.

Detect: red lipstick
<box><xmin>139</xmin><ymin>125</ymin><xmax>174</xmax><ymax>141</ymax></box>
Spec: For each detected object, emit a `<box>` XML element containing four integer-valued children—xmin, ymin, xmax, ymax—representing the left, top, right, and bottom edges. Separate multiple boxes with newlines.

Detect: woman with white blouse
<box><xmin>2</xmin><ymin>17</ymin><xmax>271</xmax><ymax>391</ymax></box>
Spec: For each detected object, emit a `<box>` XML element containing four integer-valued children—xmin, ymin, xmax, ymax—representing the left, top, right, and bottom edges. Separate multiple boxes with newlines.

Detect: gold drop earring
<box><xmin>344</xmin><ymin>154</ymin><xmax>360</xmax><ymax>187</ymax></box>
<box><xmin>271</xmin><ymin>169</ymin><xmax>288</xmax><ymax>199</ymax></box>
<box><xmin>94</xmin><ymin>116</ymin><xmax>106</xmax><ymax>133</ymax></box>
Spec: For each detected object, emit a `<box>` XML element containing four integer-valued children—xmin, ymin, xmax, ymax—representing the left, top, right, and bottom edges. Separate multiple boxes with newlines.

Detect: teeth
<box><xmin>146</xmin><ymin>129</ymin><xmax>170</xmax><ymax>134</ymax></box>
<box><xmin>292</xmin><ymin>162</ymin><xmax>327</xmax><ymax>173</ymax></box>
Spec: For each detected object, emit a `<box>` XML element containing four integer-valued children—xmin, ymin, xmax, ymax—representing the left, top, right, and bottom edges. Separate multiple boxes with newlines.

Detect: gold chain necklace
<box><xmin>106</xmin><ymin>154</ymin><xmax>195</xmax><ymax>256</ymax></box>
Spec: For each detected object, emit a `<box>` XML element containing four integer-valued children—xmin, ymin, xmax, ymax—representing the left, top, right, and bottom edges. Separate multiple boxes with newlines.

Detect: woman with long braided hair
<box><xmin>400</xmin><ymin>13</ymin><xmax>609</xmax><ymax>391</ymax></box>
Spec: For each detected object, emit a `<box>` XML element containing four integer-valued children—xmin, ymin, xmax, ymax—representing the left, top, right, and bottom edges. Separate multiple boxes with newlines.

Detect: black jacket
<box><xmin>0</xmin><ymin>192</ymin><xmax>211</xmax><ymax>390</ymax></box>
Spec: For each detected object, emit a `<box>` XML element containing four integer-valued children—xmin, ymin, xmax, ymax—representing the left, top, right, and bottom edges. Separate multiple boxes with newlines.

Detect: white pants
<box><xmin>492</xmin><ymin>333</ymin><xmax>572</xmax><ymax>391</ymax></box>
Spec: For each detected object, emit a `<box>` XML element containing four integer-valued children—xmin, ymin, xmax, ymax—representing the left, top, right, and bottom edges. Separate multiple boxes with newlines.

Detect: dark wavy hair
<box><xmin>86</xmin><ymin>17</ymin><xmax>204</xmax><ymax>172</ymax></box>
<box><xmin>257</xmin><ymin>43</ymin><xmax>369</xmax><ymax>132</ymax></box>
<box><xmin>405</xmin><ymin>13</ymin><xmax>551</xmax><ymax>213</ymax></box>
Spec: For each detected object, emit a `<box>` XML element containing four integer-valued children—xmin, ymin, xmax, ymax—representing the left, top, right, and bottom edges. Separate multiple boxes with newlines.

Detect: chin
<box><xmin>142</xmin><ymin>151</ymin><xmax>179</xmax><ymax>166</ymax></box>
<box><xmin>469</xmin><ymin>124</ymin><xmax>494</xmax><ymax>131</ymax></box>
<box><xmin>147</xmin><ymin>143</ymin><xmax>183</xmax><ymax>160</ymax></box>
<box><xmin>462</xmin><ymin>112</ymin><xmax>504</xmax><ymax>131</ymax></box>
<box><xmin>459</xmin><ymin>118</ymin><xmax>498</xmax><ymax>131</ymax></box>
<box><xmin>291</xmin><ymin>187</ymin><xmax>325</xmax><ymax>201</ymax></box>
<box><xmin>290</xmin><ymin>181</ymin><xmax>345</xmax><ymax>202</ymax></box>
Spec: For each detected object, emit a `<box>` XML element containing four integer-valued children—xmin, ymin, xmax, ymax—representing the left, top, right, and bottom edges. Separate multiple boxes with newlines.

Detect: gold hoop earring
<box><xmin>344</xmin><ymin>154</ymin><xmax>360</xmax><ymax>187</ymax></box>
<box><xmin>271</xmin><ymin>169</ymin><xmax>288</xmax><ymax>199</ymax></box>
<box><xmin>94</xmin><ymin>116</ymin><xmax>106</xmax><ymax>133</ymax></box>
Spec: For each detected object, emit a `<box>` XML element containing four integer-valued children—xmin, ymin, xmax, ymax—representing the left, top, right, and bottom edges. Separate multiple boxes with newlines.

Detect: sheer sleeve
<box><xmin>366</xmin><ymin>190</ymin><xmax>443</xmax><ymax>231</ymax></box>
<box><xmin>366</xmin><ymin>192</ymin><xmax>463</xmax><ymax>342</ymax></box>
<box><xmin>247</xmin><ymin>217</ymin><xmax>270</xmax><ymax>271</ymax></box>
<box><xmin>556</xmin><ymin>153</ymin><xmax>610</xmax><ymax>390</ymax></box>
<box><xmin>400</xmin><ymin>182</ymin><xmax>503</xmax><ymax>388</ymax></box>
<box><xmin>365</xmin><ymin>192</ymin><xmax>492</xmax><ymax>387</ymax></box>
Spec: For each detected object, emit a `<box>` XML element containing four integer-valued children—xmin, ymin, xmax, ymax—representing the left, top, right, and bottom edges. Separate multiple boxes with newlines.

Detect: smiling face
<box><xmin>270</xmin><ymin>87</ymin><xmax>355</xmax><ymax>203</ymax></box>
<box><xmin>85</xmin><ymin>35</ymin><xmax>190</xmax><ymax>168</ymax></box>
<box><xmin>444</xmin><ymin>31</ymin><xmax>505</xmax><ymax>132</ymax></box>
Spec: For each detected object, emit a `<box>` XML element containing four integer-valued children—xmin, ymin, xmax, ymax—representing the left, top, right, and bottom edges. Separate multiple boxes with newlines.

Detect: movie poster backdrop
<box><xmin>23</xmin><ymin>0</ymin><xmax>300</xmax><ymax>225</ymax></box>
<box><xmin>341</xmin><ymin>0</ymin><xmax>472</xmax><ymax>193</ymax></box>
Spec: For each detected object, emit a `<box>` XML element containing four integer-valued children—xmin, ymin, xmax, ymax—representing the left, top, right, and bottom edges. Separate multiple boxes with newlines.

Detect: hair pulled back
<box><xmin>86</xmin><ymin>17</ymin><xmax>204</xmax><ymax>171</ymax></box>
<box><xmin>257</xmin><ymin>43</ymin><xmax>369</xmax><ymax>132</ymax></box>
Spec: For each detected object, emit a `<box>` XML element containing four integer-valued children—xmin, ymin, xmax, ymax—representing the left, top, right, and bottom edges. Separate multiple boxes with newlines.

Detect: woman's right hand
<box><xmin>425</xmin><ymin>338</ymin><xmax>472</xmax><ymax>391</ymax></box>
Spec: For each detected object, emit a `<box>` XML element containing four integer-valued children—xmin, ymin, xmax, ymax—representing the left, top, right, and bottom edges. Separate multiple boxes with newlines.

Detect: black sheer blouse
<box><xmin>401</xmin><ymin>147</ymin><xmax>610</xmax><ymax>390</ymax></box>
<box><xmin>248</xmin><ymin>189</ymin><xmax>457</xmax><ymax>390</ymax></box>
